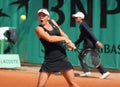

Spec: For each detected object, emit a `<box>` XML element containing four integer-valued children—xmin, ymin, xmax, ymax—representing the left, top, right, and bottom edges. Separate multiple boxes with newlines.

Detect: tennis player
<box><xmin>35</xmin><ymin>8</ymin><xmax>79</xmax><ymax>87</ymax></box>
<box><xmin>72</xmin><ymin>11</ymin><xmax>110</xmax><ymax>79</ymax></box>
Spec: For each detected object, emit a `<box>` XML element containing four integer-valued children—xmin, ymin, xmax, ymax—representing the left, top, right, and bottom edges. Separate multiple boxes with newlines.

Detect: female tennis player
<box><xmin>72</xmin><ymin>11</ymin><xmax>110</xmax><ymax>79</ymax></box>
<box><xmin>35</xmin><ymin>8</ymin><xmax>79</xmax><ymax>87</ymax></box>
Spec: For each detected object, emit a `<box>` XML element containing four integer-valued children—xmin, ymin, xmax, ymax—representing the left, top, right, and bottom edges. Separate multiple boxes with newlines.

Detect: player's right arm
<box><xmin>35</xmin><ymin>26</ymin><xmax>66</xmax><ymax>42</ymax></box>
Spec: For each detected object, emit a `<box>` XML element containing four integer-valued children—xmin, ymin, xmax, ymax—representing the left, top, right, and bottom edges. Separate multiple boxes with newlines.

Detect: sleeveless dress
<box><xmin>39</xmin><ymin>20</ymin><xmax>73</xmax><ymax>72</ymax></box>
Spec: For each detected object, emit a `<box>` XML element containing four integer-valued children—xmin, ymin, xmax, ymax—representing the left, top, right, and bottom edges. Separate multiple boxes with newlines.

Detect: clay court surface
<box><xmin>0</xmin><ymin>66</ymin><xmax>120</xmax><ymax>87</ymax></box>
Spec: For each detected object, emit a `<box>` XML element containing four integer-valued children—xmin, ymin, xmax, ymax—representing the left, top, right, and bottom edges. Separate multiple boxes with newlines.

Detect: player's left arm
<box><xmin>51</xmin><ymin>19</ymin><xmax>76</xmax><ymax>49</ymax></box>
<box><xmin>84</xmin><ymin>25</ymin><xmax>103</xmax><ymax>48</ymax></box>
<box><xmin>51</xmin><ymin>19</ymin><xmax>69</xmax><ymax>38</ymax></box>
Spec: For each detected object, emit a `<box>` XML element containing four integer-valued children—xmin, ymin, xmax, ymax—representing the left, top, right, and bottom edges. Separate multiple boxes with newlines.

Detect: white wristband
<box><xmin>96</xmin><ymin>41</ymin><xmax>100</xmax><ymax>44</ymax></box>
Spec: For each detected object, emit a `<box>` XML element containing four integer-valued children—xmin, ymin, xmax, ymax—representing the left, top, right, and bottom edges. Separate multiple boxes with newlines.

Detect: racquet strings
<box><xmin>83</xmin><ymin>49</ymin><xmax>101</xmax><ymax>68</ymax></box>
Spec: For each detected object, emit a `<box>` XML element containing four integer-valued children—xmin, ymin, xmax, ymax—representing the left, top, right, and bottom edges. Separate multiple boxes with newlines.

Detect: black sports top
<box><xmin>39</xmin><ymin>20</ymin><xmax>66</xmax><ymax>62</ymax></box>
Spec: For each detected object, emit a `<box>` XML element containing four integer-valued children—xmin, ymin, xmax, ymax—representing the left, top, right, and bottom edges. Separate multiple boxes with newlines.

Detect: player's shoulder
<box><xmin>81</xmin><ymin>21</ymin><xmax>88</xmax><ymax>25</ymax></box>
<box><xmin>81</xmin><ymin>21</ymin><xmax>90</xmax><ymax>28</ymax></box>
<box><xmin>50</xmin><ymin>19</ymin><xmax>55</xmax><ymax>23</ymax></box>
<box><xmin>36</xmin><ymin>25</ymin><xmax>42</xmax><ymax>29</ymax></box>
<box><xmin>35</xmin><ymin>25</ymin><xmax>43</xmax><ymax>32</ymax></box>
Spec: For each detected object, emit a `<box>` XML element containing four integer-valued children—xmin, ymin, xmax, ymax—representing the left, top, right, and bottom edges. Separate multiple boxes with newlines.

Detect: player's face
<box><xmin>74</xmin><ymin>17</ymin><xmax>82</xmax><ymax>23</ymax></box>
<box><xmin>38</xmin><ymin>13</ymin><xmax>49</xmax><ymax>25</ymax></box>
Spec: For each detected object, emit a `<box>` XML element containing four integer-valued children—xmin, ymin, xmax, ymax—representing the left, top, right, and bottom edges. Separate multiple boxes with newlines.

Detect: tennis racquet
<box><xmin>76</xmin><ymin>48</ymin><xmax>101</xmax><ymax>68</ymax></box>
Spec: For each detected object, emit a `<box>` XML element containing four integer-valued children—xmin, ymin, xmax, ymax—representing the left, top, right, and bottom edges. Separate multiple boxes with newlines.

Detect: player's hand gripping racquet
<box><xmin>75</xmin><ymin>48</ymin><xmax>101</xmax><ymax>68</ymax></box>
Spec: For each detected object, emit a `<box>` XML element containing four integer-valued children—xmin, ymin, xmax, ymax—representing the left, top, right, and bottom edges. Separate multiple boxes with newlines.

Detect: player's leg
<box><xmin>94</xmin><ymin>49</ymin><xmax>110</xmax><ymax>79</ymax></box>
<box><xmin>96</xmin><ymin>65</ymin><xmax>110</xmax><ymax>79</ymax></box>
<box><xmin>78</xmin><ymin>52</ymin><xmax>91</xmax><ymax>76</ymax></box>
<box><xmin>37</xmin><ymin>72</ymin><xmax>51</xmax><ymax>87</ymax></box>
<box><xmin>61</xmin><ymin>69</ymin><xmax>79</xmax><ymax>87</ymax></box>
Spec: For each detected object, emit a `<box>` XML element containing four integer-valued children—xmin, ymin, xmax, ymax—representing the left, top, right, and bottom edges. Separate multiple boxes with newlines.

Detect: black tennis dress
<box><xmin>39</xmin><ymin>20</ymin><xmax>73</xmax><ymax>72</ymax></box>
